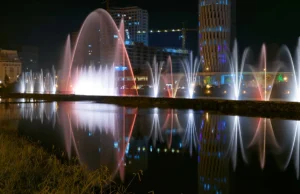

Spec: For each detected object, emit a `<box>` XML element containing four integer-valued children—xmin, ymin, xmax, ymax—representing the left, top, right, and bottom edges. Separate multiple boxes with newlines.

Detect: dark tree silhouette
<box><xmin>4</xmin><ymin>74</ymin><xmax>10</xmax><ymax>85</ymax></box>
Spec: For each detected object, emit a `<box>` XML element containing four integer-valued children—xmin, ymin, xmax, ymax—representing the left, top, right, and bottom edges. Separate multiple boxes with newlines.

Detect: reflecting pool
<box><xmin>1</xmin><ymin>101</ymin><xmax>300</xmax><ymax>193</ymax></box>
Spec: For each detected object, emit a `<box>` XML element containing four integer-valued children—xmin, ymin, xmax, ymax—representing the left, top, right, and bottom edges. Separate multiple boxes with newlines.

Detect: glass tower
<box><xmin>198</xmin><ymin>0</ymin><xmax>233</xmax><ymax>72</ymax></box>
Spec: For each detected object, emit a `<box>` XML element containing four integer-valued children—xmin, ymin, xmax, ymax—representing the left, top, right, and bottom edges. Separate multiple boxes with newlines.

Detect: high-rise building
<box><xmin>109</xmin><ymin>6</ymin><xmax>149</xmax><ymax>46</ymax></box>
<box><xmin>198</xmin><ymin>0</ymin><xmax>233</xmax><ymax>72</ymax></box>
<box><xmin>0</xmin><ymin>49</ymin><xmax>22</xmax><ymax>84</ymax></box>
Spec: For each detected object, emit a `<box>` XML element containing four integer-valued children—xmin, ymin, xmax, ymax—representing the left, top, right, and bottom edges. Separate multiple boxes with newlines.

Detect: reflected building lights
<box><xmin>198</xmin><ymin>114</ymin><xmax>229</xmax><ymax>194</ymax></box>
<box><xmin>16</xmin><ymin>102</ymin><xmax>300</xmax><ymax>189</ymax></box>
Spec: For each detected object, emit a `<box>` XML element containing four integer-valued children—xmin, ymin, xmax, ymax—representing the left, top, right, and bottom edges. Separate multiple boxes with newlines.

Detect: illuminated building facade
<box><xmin>110</xmin><ymin>6</ymin><xmax>149</xmax><ymax>46</ymax></box>
<box><xmin>199</xmin><ymin>0</ymin><xmax>234</xmax><ymax>72</ymax></box>
<box><xmin>0</xmin><ymin>49</ymin><xmax>22</xmax><ymax>84</ymax></box>
<box><xmin>198</xmin><ymin>114</ymin><xmax>229</xmax><ymax>193</ymax></box>
<box><xmin>126</xmin><ymin>43</ymin><xmax>190</xmax><ymax>73</ymax></box>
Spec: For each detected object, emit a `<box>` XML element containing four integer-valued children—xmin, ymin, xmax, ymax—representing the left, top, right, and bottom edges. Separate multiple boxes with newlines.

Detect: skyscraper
<box><xmin>109</xmin><ymin>6</ymin><xmax>149</xmax><ymax>46</ymax></box>
<box><xmin>198</xmin><ymin>0</ymin><xmax>233</xmax><ymax>72</ymax></box>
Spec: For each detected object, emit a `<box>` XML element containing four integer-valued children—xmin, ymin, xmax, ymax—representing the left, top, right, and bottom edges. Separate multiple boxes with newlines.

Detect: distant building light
<box><xmin>162</xmin><ymin>48</ymin><xmax>189</xmax><ymax>54</ymax></box>
<box><xmin>125</xmin><ymin>40</ymin><xmax>133</xmax><ymax>45</ymax></box>
<box><xmin>115</xmin><ymin>66</ymin><xmax>128</xmax><ymax>71</ymax></box>
<box><xmin>113</xmin><ymin>35</ymin><xmax>118</xmax><ymax>38</ymax></box>
<box><xmin>88</xmin><ymin>44</ymin><xmax>92</xmax><ymax>47</ymax></box>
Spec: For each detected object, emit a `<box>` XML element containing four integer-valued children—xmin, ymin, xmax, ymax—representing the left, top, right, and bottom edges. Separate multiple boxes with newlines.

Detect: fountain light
<box><xmin>147</xmin><ymin>56</ymin><xmax>164</xmax><ymax>98</ymax></box>
<box><xmin>181</xmin><ymin>52</ymin><xmax>201</xmax><ymax>98</ymax></box>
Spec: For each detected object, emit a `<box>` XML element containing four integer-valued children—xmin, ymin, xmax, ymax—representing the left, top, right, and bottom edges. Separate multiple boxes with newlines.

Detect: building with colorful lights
<box><xmin>198</xmin><ymin>0</ymin><xmax>235</xmax><ymax>72</ymax></box>
<box><xmin>198</xmin><ymin>114</ymin><xmax>229</xmax><ymax>194</ymax></box>
<box><xmin>110</xmin><ymin>6</ymin><xmax>149</xmax><ymax>46</ymax></box>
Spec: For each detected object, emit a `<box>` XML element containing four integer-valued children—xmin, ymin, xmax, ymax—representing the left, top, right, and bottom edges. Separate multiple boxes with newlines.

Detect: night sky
<box><xmin>0</xmin><ymin>0</ymin><xmax>299</xmax><ymax>68</ymax></box>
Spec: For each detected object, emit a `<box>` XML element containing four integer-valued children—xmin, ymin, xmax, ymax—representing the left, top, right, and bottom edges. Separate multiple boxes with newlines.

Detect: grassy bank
<box><xmin>0</xmin><ymin>127</ymin><xmax>127</xmax><ymax>194</ymax></box>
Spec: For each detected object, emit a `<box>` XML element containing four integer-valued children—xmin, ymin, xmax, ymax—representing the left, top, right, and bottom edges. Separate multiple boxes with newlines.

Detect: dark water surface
<box><xmin>1</xmin><ymin>101</ymin><xmax>300</xmax><ymax>194</ymax></box>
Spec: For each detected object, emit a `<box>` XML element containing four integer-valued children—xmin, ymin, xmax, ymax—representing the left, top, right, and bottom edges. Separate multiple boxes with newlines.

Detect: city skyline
<box><xmin>0</xmin><ymin>0</ymin><xmax>298</xmax><ymax>69</ymax></box>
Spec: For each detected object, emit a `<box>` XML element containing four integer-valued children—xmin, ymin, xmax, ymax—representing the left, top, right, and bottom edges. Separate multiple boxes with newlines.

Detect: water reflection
<box><xmin>2</xmin><ymin>101</ymin><xmax>300</xmax><ymax>193</ymax></box>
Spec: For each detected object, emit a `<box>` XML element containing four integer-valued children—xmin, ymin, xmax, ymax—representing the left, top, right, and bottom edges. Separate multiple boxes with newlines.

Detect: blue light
<box><xmin>113</xmin><ymin>35</ymin><xmax>118</xmax><ymax>38</ymax></box>
<box><xmin>179</xmin><ymin>143</ymin><xmax>182</xmax><ymax>148</ymax></box>
<box><xmin>88</xmin><ymin>132</ymin><xmax>92</xmax><ymax>136</ymax></box>
<box><xmin>114</xmin><ymin>142</ymin><xmax>118</xmax><ymax>148</ymax></box>
<box><xmin>115</xmin><ymin>66</ymin><xmax>128</xmax><ymax>71</ymax></box>
<box><xmin>88</xmin><ymin>44</ymin><xmax>92</xmax><ymax>48</ymax></box>
<box><xmin>125</xmin><ymin>40</ymin><xmax>132</xmax><ymax>45</ymax></box>
<box><xmin>125</xmin><ymin>143</ymin><xmax>130</xmax><ymax>154</ymax></box>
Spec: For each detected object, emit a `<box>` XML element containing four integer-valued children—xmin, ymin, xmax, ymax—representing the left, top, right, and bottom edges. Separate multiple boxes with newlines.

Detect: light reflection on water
<box><xmin>1</xmin><ymin>101</ymin><xmax>300</xmax><ymax>193</ymax></box>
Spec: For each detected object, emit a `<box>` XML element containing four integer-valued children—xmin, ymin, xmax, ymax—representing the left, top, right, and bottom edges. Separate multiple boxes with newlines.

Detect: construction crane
<box><xmin>142</xmin><ymin>23</ymin><xmax>197</xmax><ymax>49</ymax></box>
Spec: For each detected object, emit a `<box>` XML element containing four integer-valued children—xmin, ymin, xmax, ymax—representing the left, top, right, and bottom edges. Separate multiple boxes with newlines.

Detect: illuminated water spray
<box><xmin>248</xmin><ymin>118</ymin><xmax>280</xmax><ymax>168</ymax></box>
<box><xmin>226</xmin><ymin>116</ymin><xmax>248</xmax><ymax>170</ymax></box>
<box><xmin>182</xmin><ymin>110</ymin><xmax>199</xmax><ymax>156</ymax></box>
<box><xmin>283</xmin><ymin>121</ymin><xmax>300</xmax><ymax>179</ymax></box>
<box><xmin>228</xmin><ymin>40</ymin><xmax>249</xmax><ymax>100</ymax></box>
<box><xmin>181</xmin><ymin>52</ymin><xmax>201</xmax><ymax>98</ymax></box>
<box><xmin>147</xmin><ymin>56</ymin><xmax>164</xmax><ymax>97</ymax></box>
<box><xmin>149</xmin><ymin>108</ymin><xmax>164</xmax><ymax>147</ymax></box>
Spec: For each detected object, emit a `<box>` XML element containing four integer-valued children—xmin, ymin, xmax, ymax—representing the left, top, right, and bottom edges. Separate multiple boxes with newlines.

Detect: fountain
<box><xmin>249</xmin><ymin>44</ymin><xmax>282</xmax><ymax>101</ymax></box>
<box><xmin>147</xmin><ymin>56</ymin><xmax>164</xmax><ymax>97</ymax></box>
<box><xmin>19</xmin><ymin>70</ymin><xmax>34</xmax><ymax>93</ymax></box>
<box><xmin>18</xmin><ymin>66</ymin><xmax>57</xmax><ymax>94</ymax></box>
<box><xmin>226</xmin><ymin>115</ymin><xmax>248</xmax><ymax>170</ymax></box>
<box><xmin>228</xmin><ymin>40</ymin><xmax>250</xmax><ymax>100</ymax></box>
<box><xmin>149</xmin><ymin>108</ymin><xmax>164</xmax><ymax>147</ymax></box>
<box><xmin>63</xmin><ymin>8</ymin><xmax>137</xmax><ymax>96</ymax></box>
<box><xmin>180</xmin><ymin>52</ymin><xmax>201</xmax><ymax>98</ymax></box>
<box><xmin>276</xmin><ymin>38</ymin><xmax>300</xmax><ymax>102</ymax></box>
<box><xmin>73</xmin><ymin>65</ymin><xmax>116</xmax><ymax>96</ymax></box>
<box><xmin>182</xmin><ymin>110</ymin><xmax>199</xmax><ymax>156</ymax></box>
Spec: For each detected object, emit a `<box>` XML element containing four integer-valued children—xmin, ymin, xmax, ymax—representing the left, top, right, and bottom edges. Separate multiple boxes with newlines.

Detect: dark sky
<box><xmin>0</xmin><ymin>0</ymin><xmax>299</xmax><ymax>68</ymax></box>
